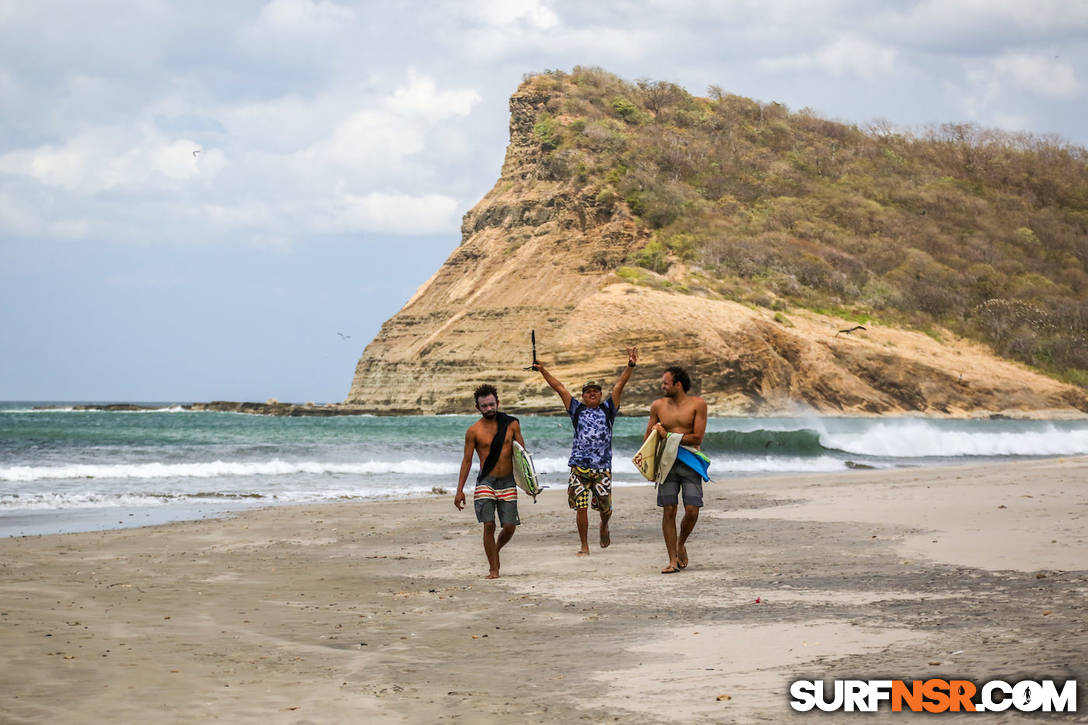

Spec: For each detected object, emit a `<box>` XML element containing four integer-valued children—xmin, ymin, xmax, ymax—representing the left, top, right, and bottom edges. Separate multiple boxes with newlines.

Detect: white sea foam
<box><xmin>0</xmin><ymin>484</ymin><xmax>454</xmax><ymax>511</ymax></box>
<box><xmin>0</xmin><ymin>492</ymin><xmax>181</xmax><ymax>509</ymax></box>
<box><xmin>534</xmin><ymin>455</ymin><xmax>856</xmax><ymax>476</ymax></box>
<box><xmin>531</xmin><ymin>456</ymin><xmax>576</xmax><ymax>474</ymax></box>
<box><xmin>820</xmin><ymin>421</ymin><xmax>1088</xmax><ymax>458</ymax></box>
<box><xmin>703</xmin><ymin>456</ymin><xmax>857</xmax><ymax>473</ymax></box>
<box><xmin>0</xmin><ymin>454</ymin><xmax>858</xmax><ymax>486</ymax></box>
<box><xmin>0</xmin><ymin>459</ymin><xmax>463</xmax><ymax>482</ymax></box>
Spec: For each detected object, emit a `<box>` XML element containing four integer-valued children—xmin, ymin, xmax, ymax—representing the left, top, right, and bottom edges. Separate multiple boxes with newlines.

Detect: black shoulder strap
<box><xmin>477</xmin><ymin>412</ymin><xmax>516</xmax><ymax>482</ymax></box>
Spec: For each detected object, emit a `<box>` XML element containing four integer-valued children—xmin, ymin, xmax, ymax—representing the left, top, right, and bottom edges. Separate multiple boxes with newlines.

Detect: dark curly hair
<box><xmin>474</xmin><ymin>383</ymin><xmax>499</xmax><ymax>404</ymax></box>
<box><xmin>664</xmin><ymin>366</ymin><xmax>691</xmax><ymax>392</ymax></box>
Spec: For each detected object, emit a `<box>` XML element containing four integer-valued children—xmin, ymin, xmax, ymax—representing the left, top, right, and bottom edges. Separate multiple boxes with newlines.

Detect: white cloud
<box><xmin>880</xmin><ymin>0</ymin><xmax>1088</xmax><ymax>54</ymax></box>
<box><xmin>338</xmin><ymin>191</ymin><xmax>461</xmax><ymax>235</ymax></box>
<box><xmin>458</xmin><ymin>21</ymin><xmax>658</xmax><ymax>64</ymax></box>
<box><xmin>991</xmin><ymin>111</ymin><xmax>1032</xmax><ymax>132</ymax></box>
<box><xmin>386</xmin><ymin>72</ymin><xmax>481</xmax><ymax>119</ymax></box>
<box><xmin>237</xmin><ymin>0</ymin><xmax>360</xmax><ymax>68</ymax></box>
<box><xmin>463</xmin><ymin>0</ymin><xmax>559</xmax><ymax>29</ymax></box>
<box><xmin>16</xmin><ymin>143</ymin><xmax>88</xmax><ymax>191</ymax></box>
<box><xmin>0</xmin><ymin>64</ymin><xmax>482</xmax><ymax>242</ymax></box>
<box><xmin>0</xmin><ymin>129</ymin><xmax>226</xmax><ymax>195</ymax></box>
<box><xmin>760</xmin><ymin>36</ymin><xmax>897</xmax><ymax>80</ymax></box>
<box><xmin>958</xmin><ymin>69</ymin><xmax>1001</xmax><ymax>121</ymax></box>
<box><xmin>255</xmin><ymin>0</ymin><xmax>356</xmax><ymax>33</ymax></box>
<box><xmin>897</xmin><ymin>0</ymin><xmax>1088</xmax><ymax>34</ymax></box>
<box><xmin>297</xmin><ymin>73</ymin><xmax>480</xmax><ymax>177</ymax></box>
<box><xmin>993</xmin><ymin>53</ymin><xmax>1079</xmax><ymax>98</ymax></box>
<box><xmin>455</xmin><ymin>0</ymin><xmax>659</xmax><ymax>63</ymax></box>
<box><xmin>3</xmin><ymin>0</ymin><xmax>1087</xmax><ymax>252</ymax></box>
<box><xmin>304</xmin><ymin>109</ymin><xmax>426</xmax><ymax>168</ymax></box>
<box><xmin>956</xmin><ymin>51</ymin><xmax>1080</xmax><ymax>131</ymax></box>
<box><xmin>215</xmin><ymin>94</ymin><xmax>337</xmax><ymax>154</ymax></box>
<box><xmin>150</xmin><ymin>140</ymin><xmax>206</xmax><ymax>180</ymax></box>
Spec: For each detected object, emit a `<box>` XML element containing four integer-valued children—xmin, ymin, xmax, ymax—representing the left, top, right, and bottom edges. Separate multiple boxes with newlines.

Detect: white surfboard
<box><xmin>512</xmin><ymin>441</ymin><xmax>543</xmax><ymax>502</ymax></box>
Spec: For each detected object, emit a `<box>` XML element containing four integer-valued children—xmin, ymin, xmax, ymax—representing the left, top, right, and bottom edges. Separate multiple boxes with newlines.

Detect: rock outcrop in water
<box><xmin>346</xmin><ymin>75</ymin><xmax>1088</xmax><ymax>417</ymax></box>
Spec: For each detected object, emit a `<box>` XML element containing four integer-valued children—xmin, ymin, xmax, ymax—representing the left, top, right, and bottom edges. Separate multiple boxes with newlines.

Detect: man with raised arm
<box><xmin>454</xmin><ymin>384</ymin><xmax>525</xmax><ymax>579</ymax></box>
<box><xmin>534</xmin><ymin>347</ymin><xmax>638</xmax><ymax>555</ymax></box>
<box><xmin>645</xmin><ymin>366</ymin><xmax>708</xmax><ymax>574</ymax></box>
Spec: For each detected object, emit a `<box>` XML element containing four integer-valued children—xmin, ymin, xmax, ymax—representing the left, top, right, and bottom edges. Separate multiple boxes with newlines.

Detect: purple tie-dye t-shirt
<box><xmin>567</xmin><ymin>397</ymin><xmax>617</xmax><ymax>469</ymax></box>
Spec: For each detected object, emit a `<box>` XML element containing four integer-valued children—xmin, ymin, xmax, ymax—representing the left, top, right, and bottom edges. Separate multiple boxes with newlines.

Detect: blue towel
<box><xmin>676</xmin><ymin>447</ymin><xmax>711</xmax><ymax>482</ymax></box>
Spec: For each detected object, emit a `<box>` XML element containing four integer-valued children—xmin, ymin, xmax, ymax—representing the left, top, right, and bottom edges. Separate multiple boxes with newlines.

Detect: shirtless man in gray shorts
<box><xmin>454</xmin><ymin>384</ymin><xmax>525</xmax><ymax>579</ymax></box>
<box><xmin>645</xmin><ymin>366</ymin><xmax>708</xmax><ymax>574</ymax></box>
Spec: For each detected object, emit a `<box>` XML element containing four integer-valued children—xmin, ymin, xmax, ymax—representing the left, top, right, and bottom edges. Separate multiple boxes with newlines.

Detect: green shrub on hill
<box><xmin>533</xmin><ymin>113</ymin><xmax>562</xmax><ymax>151</ymax></box>
<box><xmin>516</xmin><ymin>67</ymin><xmax>1088</xmax><ymax>383</ymax></box>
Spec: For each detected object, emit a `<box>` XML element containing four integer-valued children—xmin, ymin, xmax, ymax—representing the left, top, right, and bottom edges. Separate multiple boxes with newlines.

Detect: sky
<box><xmin>1</xmin><ymin>0</ymin><xmax>1086</xmax><ymax>402</ymax></box>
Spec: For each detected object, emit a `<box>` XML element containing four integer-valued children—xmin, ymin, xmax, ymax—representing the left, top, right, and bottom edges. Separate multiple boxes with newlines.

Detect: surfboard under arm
<box><xmin>512</xmin><ymin>441</ymin><xmax>544</xmax><ymax>502</ymax></box>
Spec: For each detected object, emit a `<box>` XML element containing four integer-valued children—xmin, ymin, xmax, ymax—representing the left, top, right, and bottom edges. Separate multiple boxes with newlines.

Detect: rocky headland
<box><xmin>345</xmin><ymin>70</ymin><xmax>1088</xmax><ymax>417</ymax></box>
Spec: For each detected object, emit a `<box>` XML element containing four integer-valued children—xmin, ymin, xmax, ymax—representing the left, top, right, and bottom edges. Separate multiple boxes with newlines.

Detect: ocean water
<box><xmin>2</xmin><ymin>401</ymin><xmax>1087</xmax><ymax>536</ymax></box>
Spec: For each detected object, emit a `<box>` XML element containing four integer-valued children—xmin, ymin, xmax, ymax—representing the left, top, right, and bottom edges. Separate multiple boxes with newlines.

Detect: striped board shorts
<box><xmin>474</xmin><ymin>474</ymin><xmax>520</xmax><ymax>526</ymax></box>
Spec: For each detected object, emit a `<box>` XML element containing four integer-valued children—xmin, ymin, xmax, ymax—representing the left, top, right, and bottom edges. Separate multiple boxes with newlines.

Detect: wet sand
<box><xmin>2</xmin><ymin>458</ymin><xmax>1086</xmax><ymax>723</ymax></box>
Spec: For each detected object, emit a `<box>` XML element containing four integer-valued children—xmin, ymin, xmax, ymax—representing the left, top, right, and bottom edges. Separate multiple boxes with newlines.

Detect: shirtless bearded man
<box><xmin>454</xmin><ymin>384</ymin><xmax>525</xmax><ymax>579</ymax></box>
<box><xmin>645</xmin><ymin>366</ymin><xmax>708</xmax><ymax>574</ymax></box>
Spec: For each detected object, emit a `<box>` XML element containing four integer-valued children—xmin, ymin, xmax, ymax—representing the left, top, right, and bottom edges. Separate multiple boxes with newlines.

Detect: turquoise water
<box><xmin>3</xmin><ymin>402</ymin><xmax>1088</xmax><ymax>535</ymax></box>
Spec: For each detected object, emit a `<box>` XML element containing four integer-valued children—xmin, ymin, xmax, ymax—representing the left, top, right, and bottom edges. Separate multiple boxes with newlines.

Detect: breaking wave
<box><xmin>819</xmin><ymin>421</ymin><xmax>1088</xmax><ymax>458</ymax></box>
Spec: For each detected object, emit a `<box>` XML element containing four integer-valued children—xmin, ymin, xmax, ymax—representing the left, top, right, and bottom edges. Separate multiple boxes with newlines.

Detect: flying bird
<box><xmin>836</xmin><ymin>325</ymin><xmax>867</xmax><ymax>337</ymax></box>
<box><xmin>192</xmin><ymin>149</ymin><xmax>201</xmax><ymax>157</ymax></box>
<box><xmin>337</xmin><ymin>332</ymin><xmax>350</xmax><ymax>341</ymax></box>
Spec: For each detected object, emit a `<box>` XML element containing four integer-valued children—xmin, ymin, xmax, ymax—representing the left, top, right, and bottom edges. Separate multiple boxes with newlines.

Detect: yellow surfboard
<box><xmin>632</xmin><ymin>430</ymin><xmax>661</xmax><ymax>482</ymax></box>
<box><xmin>633</xmin><ymin>430</ymin><xmax>681</xmax><ymax>484</ymax></box>
<box><xmin>632</xmin><ymin>430</ymin><xmax>659</xmax><ymax>481</ymax></box>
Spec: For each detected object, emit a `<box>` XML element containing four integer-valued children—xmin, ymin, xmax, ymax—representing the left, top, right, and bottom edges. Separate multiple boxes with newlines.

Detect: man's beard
<box><xmin>482</xmin><ymin>410</ymin><xmax>497</xmax><ymax>419</ymax></box>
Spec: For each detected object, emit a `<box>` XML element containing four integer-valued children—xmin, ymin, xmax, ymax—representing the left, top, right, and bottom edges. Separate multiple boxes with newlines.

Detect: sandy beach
<box><xmin>2</xmin><ymin>458</ymin><xmax>1086</xmax><ymax>724</ymax></box>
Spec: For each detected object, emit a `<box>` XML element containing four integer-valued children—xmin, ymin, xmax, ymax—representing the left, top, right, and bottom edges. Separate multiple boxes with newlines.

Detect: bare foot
<box><xmin>661</xmin><ymin>563</ymin><xmax>681</xmax><ymax>574</ymax></box>
<box><xmin>486</xmin><ymin>570</ymin><xmax>500</xmax><ymax>579</ymax></box>
<box><xmin>577</xmin><ymin>550</ymin><xmax>589</xmax><ymax>557</ymax></box>
<box><xmin>677</xmin><ymin>544</ymin><xmax>689</xmax><ymax>570</ymax></box>
<box><xmin>600</xmin><ymin>524</ymin><xmax>611</xmax><ymax>548</ymax></box>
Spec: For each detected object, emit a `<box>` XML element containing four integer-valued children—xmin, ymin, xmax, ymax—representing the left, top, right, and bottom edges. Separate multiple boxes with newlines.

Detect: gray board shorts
<box><xmin>657</xmin><ymin>460</ymin><xmax>704</xmax><ymax>508</ymax></box>
<box><xmin>473</xmin><ymin>474</ymin><xmax>521</xmax><ymax>526</ymax></box>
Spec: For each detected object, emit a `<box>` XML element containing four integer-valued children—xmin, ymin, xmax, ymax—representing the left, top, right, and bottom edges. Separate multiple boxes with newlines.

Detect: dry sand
<box><xmin>2</xmin><ymin>458</ymin><xmax>1086</xmax><ymax>723</ymax></box>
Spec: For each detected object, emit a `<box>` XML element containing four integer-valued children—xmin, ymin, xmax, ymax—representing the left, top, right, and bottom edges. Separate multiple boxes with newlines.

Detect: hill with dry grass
<box><xmin>346</xmin><ymin>67</ymin><xmax>1088</xmax><ymax>416</ymax></box>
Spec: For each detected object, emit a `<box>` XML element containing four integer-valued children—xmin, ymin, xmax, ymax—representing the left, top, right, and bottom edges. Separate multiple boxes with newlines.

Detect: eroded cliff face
<box><xmin>346</xmin><ymin>82</ymin><xmax>1088</xmax><ymax>416</ymax></box>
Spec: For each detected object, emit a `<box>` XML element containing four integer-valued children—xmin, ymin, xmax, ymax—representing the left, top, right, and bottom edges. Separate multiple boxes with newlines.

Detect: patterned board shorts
<box><xmin>567</xmin><ymin>467</ymin><xmax>612</xmax><ymax>513</ymax></box>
